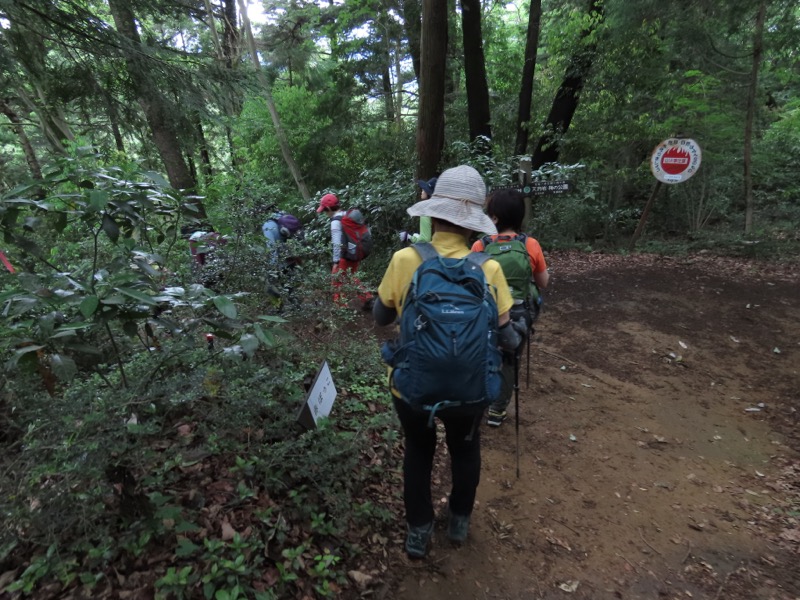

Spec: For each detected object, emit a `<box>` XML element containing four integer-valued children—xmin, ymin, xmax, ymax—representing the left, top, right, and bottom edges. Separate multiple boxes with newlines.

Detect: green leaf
<box><xmin>122</xmin><ymin>320</ymin><xmax>138</xmax><ymax>337</ymax></box>
<box><xmin>51</xmin><ymin>354</ymin><xmax>77</xmax><ymax>382</ymax></box>
<box><xmin>102</xmin><ymin>213</ymin><xmax>120</xmax><ymax>243</ymax></box>
<box><xmin>101</xmin><ymin>295</ymin><xmax>127</xmax><ymax>305</ymax></box>
<box><xmin>80</xmin><ymin>296</ymin><xmax>100</xmax><ymax>318</ymax></box>
<box><xmin>175</xmin><ymin>537</ymin><xmax>200</xmax><ymax>558</ymax></box>
<box><xmin>62</xmin><ymin>343</ymin><xmax>103</xmax><ymax>356</ymax></box>
<box><xmin>7</xmin><ymin>345</ymin><xmax>44</xmax><ymax>368</ymax></box>
<box><xmin>213</xmin><ymin>296</ymin><xmax>237</xmax><ymax>319</ymax></box>
<box><xmin>89</xmin><ymin>190</ymin><xmax>109</xmax><ymax>211</ymax></box>
<box><xmin>257</xmin><ymin>315</ymin><xmax>288</xmax><ymax>324</ymax></box>
<box><xmin>117</xmin><ymin>288</ymin><xmax>157</xmax><ymax>306</ymax></box>
<box><xmin>253</xmin><ymin>324</ymin><xmax>275</xmax><ymax>348</ymax></box>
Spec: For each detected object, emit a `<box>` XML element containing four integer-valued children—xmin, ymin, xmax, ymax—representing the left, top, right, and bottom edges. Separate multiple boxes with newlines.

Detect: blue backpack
<box><xmin>381</xmin><ymin>243</ymin><xmax>503</xmax><ymax>424</ymax></box>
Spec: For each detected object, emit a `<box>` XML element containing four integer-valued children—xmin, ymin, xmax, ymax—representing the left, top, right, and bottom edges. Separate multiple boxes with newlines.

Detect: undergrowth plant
<box><xmin>1</xmin><ymin>155</ymin><xmax>397</xmax><ymax>598</ymax></box>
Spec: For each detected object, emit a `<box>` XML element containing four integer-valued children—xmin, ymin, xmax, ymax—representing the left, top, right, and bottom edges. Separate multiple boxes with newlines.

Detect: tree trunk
<box><xmin>195</xmin><ymin>115</ymin><xmax>213</xmax><ymax>181</ymax></box>
<box><xmin>394</xmin><ymin>38</ymin><xmax>405</xmax><ymax>127</ymax></box>
<box><xmin>416</xmin><ymin>0</ymin><xmax>448</xmax><ymax>179</ymax></box>
<box><xmin>237</xmin><ymin>0</ymin><xmax>310</xmax><ymax>201</ymax></box>
<box><xmin>402</xmin><ymin>0</ymin><xmax>422</xmax><ymax>81</ymax></box>
<box><xmin>514</xmin><ymin>0</ymin><xmax>542</xmax><ymax>157</ymax></box>
<box><xmin>461</xmin><ymin>0</ymin><xmax>492</xmax><ymax>145</ymax></box>
<box><xmin>382</xmin><ymin>63</ymin><xmax>395</xmax><ymax>123</ymax></box>
<box><xmin>744</xmin><ymin>0</ymin><xmax>767</xmax><ymax>235</ymax></box>
<box><xmin>531</xmin><ymin>0</ymin><xmax>603</xmax><ymax>170</ymax></box>
<box><xmin>107</xmin><ymin>0</ymin><xmax>200</xmax><ymax>202</ymax></box>
<box><xmin>14</xmin><ymin>86</ymin><xmax>71</xmax><ymax>155</ymax></box>
<box><xmin>0</xmin><ymin>99</ymin><xmax>43</xmax><ymax>181</ymax></box>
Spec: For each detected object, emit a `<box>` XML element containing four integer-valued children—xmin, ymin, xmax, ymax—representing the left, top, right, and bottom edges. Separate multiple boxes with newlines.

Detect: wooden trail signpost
<box><xmin>490</xmin><ymin>157</ymin><xmax>574</xmax><ymax>230</ymax></box>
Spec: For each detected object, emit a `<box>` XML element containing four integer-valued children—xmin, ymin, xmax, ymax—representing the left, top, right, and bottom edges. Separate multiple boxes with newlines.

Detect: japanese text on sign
<box><xmin>301</xmin><ymin>361</ymin><xmax>337</xmax><ymax>427</ymax></box>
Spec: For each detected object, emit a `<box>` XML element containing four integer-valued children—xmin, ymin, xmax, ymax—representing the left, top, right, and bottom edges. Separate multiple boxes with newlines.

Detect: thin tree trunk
<box><xmin>195</xmin><ymin>115</ymin><xmax>213</xmax><ymax>180</ymax></box>
<box><xmin>382</xmin><ymin>63</ymin><xmax>395</xmax><ymax>123</ymax></box>
<box><xmin>514</xmin><ymin>0</ymin><xmax>542</xmax><ymax>157</ymax></box>
<box><xmin>531</xmin><ymin>0</ymin><xmax>603</xmax><ymax>170</ymax></box>
<box><xmin>394</xmin><ymin>38</ymin><xmax>404</xmax><ymax>127</ymax></box>
<box><xmin>0</xmin><ymin>99</ymin><xmax>42</xmax><ymax>180</ymax></box>
<box><xmin>461</xmin><ymin>0</ymin><xmax>492</xmax><ymax>145</ymax></box>
<box><xmin>237</xmin><ymin>0</ymin><xmax>310</xmax><ymax>201</ymax></box>
<box><xmin>15</xmin><ymin>87</ymin><xmax>70</xmax><ymax>154</ymax></box>
<box><xmin>416</xmin><ymin>0</ymin><xmax>448</xmax><ymax>179</ymax></box>
<box><xmin>744</xmin><ymin>0</ymin><xmax>767</xmax><ymax>235</ymax></box>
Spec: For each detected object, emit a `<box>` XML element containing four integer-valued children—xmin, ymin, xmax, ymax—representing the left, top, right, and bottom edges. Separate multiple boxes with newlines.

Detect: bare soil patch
<box><xmin>374</xmin><ymin>251</ymin><xmax>800</xmax><ymax>600</ymax></box>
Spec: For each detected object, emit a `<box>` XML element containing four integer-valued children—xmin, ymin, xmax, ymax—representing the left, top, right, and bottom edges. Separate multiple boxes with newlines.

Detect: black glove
<box><xmin>511</xmin><ymin>317</ymin><xmax>529</xmax><ymax>338</ymax></box>
<box><xmin>498</xmin><ymin>319</ymin><xmax>523</xmax><ymax>352</ymax></box>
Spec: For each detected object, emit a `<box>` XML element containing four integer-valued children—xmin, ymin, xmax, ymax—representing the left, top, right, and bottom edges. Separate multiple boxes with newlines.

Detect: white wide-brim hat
<box><xmin>407</xmin><ymin>165</ymin><xmax>497</xmax><ymax>235</ymax></box>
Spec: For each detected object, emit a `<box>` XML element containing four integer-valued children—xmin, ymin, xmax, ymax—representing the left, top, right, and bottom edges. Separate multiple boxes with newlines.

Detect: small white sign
<box><xmin>297</xmin><ymin>361</ymin><xmax>337</xmax><ymax>428</ymax></box>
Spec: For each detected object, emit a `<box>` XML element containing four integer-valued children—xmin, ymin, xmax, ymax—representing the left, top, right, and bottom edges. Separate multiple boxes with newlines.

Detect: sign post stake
<box><xmin>628</xmin><ymin>181</ymin><xmax>663</xmax><ymax>251</ymax></box>
<box><xmin>519</xmin><ymin>157</ymin><xmax>533</xmax><ymax>229</ymax></box>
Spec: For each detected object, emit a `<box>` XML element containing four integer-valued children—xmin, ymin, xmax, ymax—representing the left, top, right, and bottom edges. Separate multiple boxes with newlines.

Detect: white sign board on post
<box><xmin>650</xmin><ymin>138</ymin><xmax>702</xmax><ymax>184</ymax></box>
<box><xmin>297</xmin><ymin>361</ymin><xmax>337</xmax><ymax>429</ymax></box>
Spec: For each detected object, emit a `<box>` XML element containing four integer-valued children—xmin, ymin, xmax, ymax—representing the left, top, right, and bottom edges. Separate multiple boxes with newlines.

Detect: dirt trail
<box><xmin>382</xmin><ymin>252</ymin><xmax>800</xmax><ymax>600</ymax></box>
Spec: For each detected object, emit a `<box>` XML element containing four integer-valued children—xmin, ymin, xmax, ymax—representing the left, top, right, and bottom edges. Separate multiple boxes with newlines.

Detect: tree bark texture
<box><xmin>461</xmin><ymin>0</ymin><xmax>492</xmax><ymax>144</ymax></box>
<box><xmin>107</xmin><ymin>0</ymin><xmax>199</xmax><ymax>199</ymax></box>
<box><xmin>531</xmin><ymin>0</ymin><xmax>603</xmax><ymax>170</ymax></box>
<box><xmin>416</xmin><ymin>0</ymin><xmax>448</xmax><ymax>179</ymax></box>
<box><xmin>514</xmin><ymin>0</ymin><xmax>542</xmax><ymax>157</ymax></box>
<box><xmin>0</xmin><ymin>99</ymin><xmax>43</xmax><ymax>181</ymax></box>
<box><xmin>744</xmin><ymin>0</ymin><xmax>767</xmax><ymax>235</ymax></box>
<box><xmin>402</xmin><ymin>0</ymin><xmax>422</xmax><ymax>81</ymax></box>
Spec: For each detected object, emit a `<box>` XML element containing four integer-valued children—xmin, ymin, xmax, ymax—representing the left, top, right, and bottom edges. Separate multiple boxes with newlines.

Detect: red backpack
<box><xmin>333</xmin><ymin>209</ymin><xmax>373</xmax><ymax>261</ymax></box>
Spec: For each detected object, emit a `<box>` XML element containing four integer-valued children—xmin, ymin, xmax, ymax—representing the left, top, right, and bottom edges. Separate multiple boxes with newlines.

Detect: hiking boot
<box><xmin>487</xmin><ymin>409</ymin><xmax>507</xmax><ymax>427</ymax></box>
<box><xmin>405</xmin><ymin>522</ymin><xmax>433</xmax><ymax>559</ymax></box>
<box><xmin>447</xmin><ymin>511</ymin><xmax>471</xmax><ymax>544</ymax></box>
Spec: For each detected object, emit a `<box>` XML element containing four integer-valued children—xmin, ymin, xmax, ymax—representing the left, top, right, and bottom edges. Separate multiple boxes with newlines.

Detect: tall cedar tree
<box><xmin>531</xmin><ymin>0</ymin><xmax>603</xmax><ymax>170</ymax></box>
<box><xmin>462</xmin><ymin>0</ymin><xmax>492</xmax><ymax>144</ymax></box>
<box><xmin>107</xmin><ymin>0</ymin><xmax>200</xmax><ymax>201</ymax></box>
<box><xmin>403</xmin><ymin>0</ymin><xmax>423</xmax><ymax>80</ymax></box>
<box><xmin>514</xmin><ymin>0</ymin><xmax>542</xmax><ymax>156</ymax></box>
<box><xmin>416</xmin><ymin>0</ymin><xmax>449</xmax><ymax>179</ymax></box>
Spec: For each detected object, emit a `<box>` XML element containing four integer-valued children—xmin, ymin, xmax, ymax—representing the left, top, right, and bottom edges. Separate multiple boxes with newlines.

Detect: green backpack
<box><xmin>481</xmin><ymin>234</ymin><xmax>540</xmax><ymax>306</ymax></box>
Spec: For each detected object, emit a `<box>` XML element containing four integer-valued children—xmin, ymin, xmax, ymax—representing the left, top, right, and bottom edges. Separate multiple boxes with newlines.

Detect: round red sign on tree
<box><xmin>650</xmin><ymin>138</ymin><xmax>702</xmax><ymax>184</ymax></box>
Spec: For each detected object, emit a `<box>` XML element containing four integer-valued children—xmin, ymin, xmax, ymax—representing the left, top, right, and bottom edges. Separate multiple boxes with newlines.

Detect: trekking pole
<box><xmin>526</xmin><ymin>328</ymin><xmax>531</xmax><ymax>389</ymax></box>
<box><xmin>514</xmin><ymin>349</ymin><xmax>521</xmax><ymax>479</ymax></box>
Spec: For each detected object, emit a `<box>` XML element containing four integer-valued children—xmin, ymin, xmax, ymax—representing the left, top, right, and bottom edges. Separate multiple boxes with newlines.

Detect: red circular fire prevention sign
<box><xmin>650</xmin><ymin>138</ymin><xmax>702</xmax><ymax>184</ymax></box>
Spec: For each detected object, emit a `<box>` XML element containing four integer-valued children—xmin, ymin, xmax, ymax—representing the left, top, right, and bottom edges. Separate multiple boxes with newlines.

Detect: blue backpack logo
<box><xmin>381</xmin><ymin>243</ymin><xmax>502</xmax><ymax>423</ymax></box>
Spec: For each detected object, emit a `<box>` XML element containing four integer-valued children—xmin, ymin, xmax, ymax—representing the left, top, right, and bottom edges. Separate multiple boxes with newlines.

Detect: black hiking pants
<box><xmin>392</xmin><ymin>396</ymin><xmax>482</xmax><ymax>527</ymax></box>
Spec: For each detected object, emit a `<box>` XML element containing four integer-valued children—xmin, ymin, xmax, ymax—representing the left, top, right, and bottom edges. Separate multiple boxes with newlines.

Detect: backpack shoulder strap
<box><xmin>466</xmin><ymin>251</ymin><xmax>490</xmax><ymax>268</ymax></box>
<box><xmin>412</xmin><ymin>242</ymin><xmax>439</xmax><ymax>263</ymax></box>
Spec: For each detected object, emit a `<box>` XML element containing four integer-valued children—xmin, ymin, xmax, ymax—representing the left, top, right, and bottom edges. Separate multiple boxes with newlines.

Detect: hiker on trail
<box><xmin>262</xmin><ymin>211</ymin><xmax>303</xmax><ymax>267</ymax></box>
<box><xmin>471</xmin><ymin>189</ymin><xmax>550</xmax><ymax>427</ymax></box>
<box><xmin>372</xmin><ymin>165</ymin><xmax>527</xmax><ymax>559</ymax></box>
<box><xmin>398</xmin><ymin>176</ymin><xmax>437</xmax><ymax>245</ymax></box>
<box><xmin>315</xmin><ymin>193</ymin><xmax>373</xmax><ymax>307</ymax></box>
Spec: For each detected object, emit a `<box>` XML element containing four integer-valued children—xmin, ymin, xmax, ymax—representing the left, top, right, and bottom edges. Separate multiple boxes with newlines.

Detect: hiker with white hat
<box><xmin>372</xmin><ymin>164</ymin><xmax>526</xmax><ymax>558</ymax></box>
